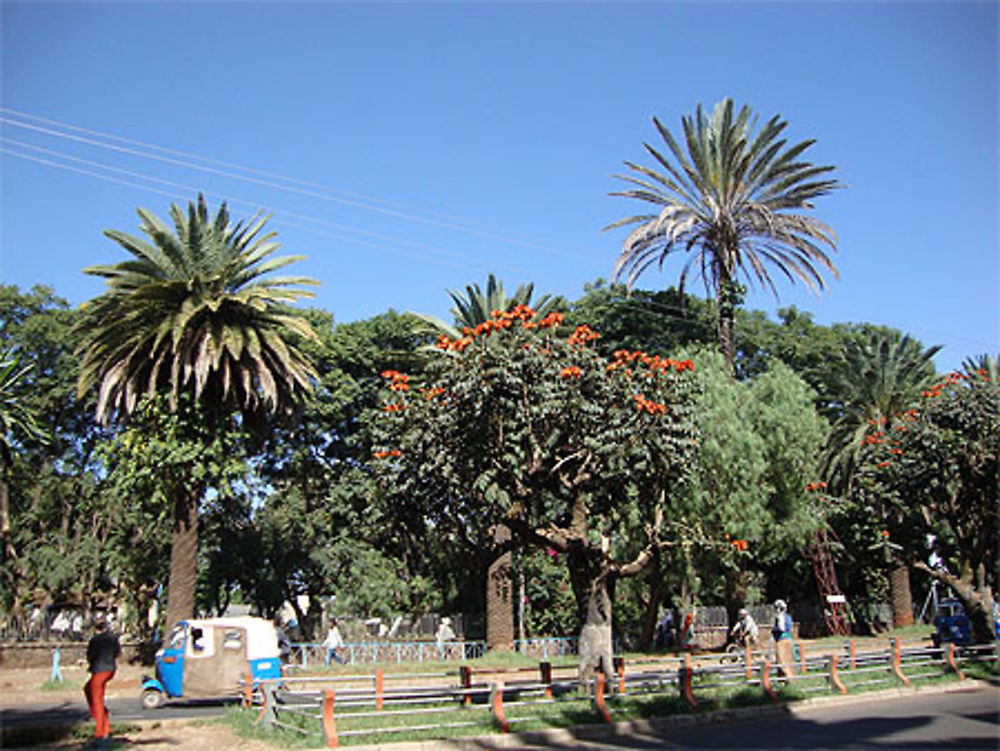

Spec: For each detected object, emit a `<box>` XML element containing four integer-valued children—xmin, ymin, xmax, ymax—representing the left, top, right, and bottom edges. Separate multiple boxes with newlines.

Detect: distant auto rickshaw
<box><xmin>932</xmin><ymin>598</ymin><xmax>1000</xmax><ymax>647</ymax></box>
<box><xmin>140</xmin><ymin>616</ymin><xmax>283</xmax><ymax>708</ymax></box>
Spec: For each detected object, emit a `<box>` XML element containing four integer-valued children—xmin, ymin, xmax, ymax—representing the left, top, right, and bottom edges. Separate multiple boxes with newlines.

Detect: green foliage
<box><xmin>521</xmin><ymin>548</ymin><xmax>577</xmax><ymax>636</ymax></box>
<box><xmin>568</xmin><ymin>280</ymin><xmax>713</xmax><ymax>358</ymax></box>
<box><xmin>860</xmin><ymin>360</ymin><xmax>998</xmax><ymax>639</ymax></box>
<box><xmin>665</xmin><ymin>349</ymin><xmax>828</xmax><ymax>607</ymax></box>
<box><xmin>371</xmin><ymin>307</ymin><xmax>698</xmax><ymax>631</ymax></box>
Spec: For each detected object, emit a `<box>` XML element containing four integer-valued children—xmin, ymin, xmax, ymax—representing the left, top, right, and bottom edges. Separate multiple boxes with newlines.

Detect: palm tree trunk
<box><xmin>486</xmin><ymin>524</ymin><xmax>514</xmax><ymax>652</ymax></box>
<box><xmin>714</xmin><ymin>272</ymin><xmax>741</xmax><ymax>376</ymax></box>
<box><xmin>718</xmin><ymin>307</ymin><xmax>736</xmax><ymax>375</ymax></box>
<box><xmin>889</xmin><ymin>562</ymin><xmax>914</xmax><ymax>628</ymax></box>
<box><xmin>165</xmin><ymin>486</ymin><xmax>200</xmax><ymax>629</ymax></box>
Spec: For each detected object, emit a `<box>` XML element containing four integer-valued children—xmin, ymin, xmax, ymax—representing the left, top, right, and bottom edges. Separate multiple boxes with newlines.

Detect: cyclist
<box><xmin>730</xmin><ymin>608</ymin><xmax>759</xmax><ymax>648</ymax></box>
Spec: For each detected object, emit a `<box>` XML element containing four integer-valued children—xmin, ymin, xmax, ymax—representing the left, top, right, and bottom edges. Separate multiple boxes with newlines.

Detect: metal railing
<box><xmin>289</xmin><ymin>639</ymin><xmax>488</xmax><ymax>668</ymax></box>
<box><xmin>289</xmin><ymin>636</ymin><xmax>582</xmax><ymax>667</ymax></box>
<box><xmin>248</xmin><ymin>639</ymin><xmax>997</xmax><ymax>748</ymax></box>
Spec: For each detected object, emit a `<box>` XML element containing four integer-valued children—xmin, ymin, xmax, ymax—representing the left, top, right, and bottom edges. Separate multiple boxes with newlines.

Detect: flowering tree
<box><xmin>860</xmin><ymin>360</ymin><xmax>998</xmax><ymax>643</ymax></box>
<box><xmin>371</xmin><ymin>306</ymin><xmax>698</xmax><ymax>678</ymax></box>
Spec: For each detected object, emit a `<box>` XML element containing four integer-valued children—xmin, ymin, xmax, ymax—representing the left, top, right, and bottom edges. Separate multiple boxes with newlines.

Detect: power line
<box><xmin>1</xmin><ymin>108</ymin><xmax>555</xmax><ymax>253</ymax></box>
<box><xmin>0</xmin><ymin>145</ymin><xmax>500</xmax><ymax>275</ymax></box>
<box><xmin>2</xmin><ymin>138</ymin><xmax>511</xmax><ymax>270</ymax></box>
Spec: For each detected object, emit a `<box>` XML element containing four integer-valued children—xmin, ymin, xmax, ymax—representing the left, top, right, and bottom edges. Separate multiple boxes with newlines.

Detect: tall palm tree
<box><xmin>821</xmin><ymin>331</ymin><xmax>940</xmax><ymax>628</ymax></box>
<box><xmin>75</xmin><ymin>195</ymin><xmax>318</xmax><ymax>627</ymax></box>
<box><xmin>608</xmin><ymin>98</ymin><xmax>842</xmax><ymax>373</ymax></box>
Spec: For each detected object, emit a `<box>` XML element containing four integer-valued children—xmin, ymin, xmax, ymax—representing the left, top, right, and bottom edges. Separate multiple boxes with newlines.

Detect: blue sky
<box><xmin>2</xmin><ymin>1</ymin><xmax>996</xmax><ymax>373</ymax></box>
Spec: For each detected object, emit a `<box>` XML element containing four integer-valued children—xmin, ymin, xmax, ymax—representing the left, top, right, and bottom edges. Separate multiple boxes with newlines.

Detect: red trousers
<box><xmin>84</xmin><ymin>670</ymin><xmax>115</xmax><ymax>738</ymax></box>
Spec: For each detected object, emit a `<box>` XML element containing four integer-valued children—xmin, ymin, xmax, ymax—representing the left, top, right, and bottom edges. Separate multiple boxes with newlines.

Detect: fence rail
<box><xmin>245</xmin><ymin>638</ymin><xmax>997</xmax><ymax>748</ymax></box>
<box><xmin>289</xmin><ymin>637</ymin><xmax>582</xmax><ymax>667</ymax></box>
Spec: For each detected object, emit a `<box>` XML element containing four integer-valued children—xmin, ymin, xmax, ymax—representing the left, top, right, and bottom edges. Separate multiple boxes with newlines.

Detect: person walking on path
<box><xmin>771</xmin><ymin>599</ymin><xmax>796</xmax><ymax>677</ymax></box>
<box><xmin>323</xmin><ymin>619</ymin><xmax>345</xmax><ymax>666</ymax></box>
<box><xmin>84</xmin><ymin>615</ymin><xmax>121</xmax><ymax>740</ymax></box>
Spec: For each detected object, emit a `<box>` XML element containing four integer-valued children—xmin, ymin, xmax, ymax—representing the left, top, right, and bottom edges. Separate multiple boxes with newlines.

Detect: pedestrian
<box><xmin>679</xmin><ymin>611</ymin><xmax>696</xmax><ymax>650</ymax></box>
<box><xmin>771</xmin><ymin>599</ymin><xmax>796</xmax><ymax>676</ymax></box>
<box><xmin>323</xmin><ymin>619</ymin><xmax>345</xmax><ymax>666</ymax></box>
<box><xmin>435</xmin><ymin>617</ymin><xmax>456</xmax><ymax>659</ymax></box>
<box><xmin>84</xmin><ymin>614</ymin><xmax>121</xmax><ymax>741</ymax></box>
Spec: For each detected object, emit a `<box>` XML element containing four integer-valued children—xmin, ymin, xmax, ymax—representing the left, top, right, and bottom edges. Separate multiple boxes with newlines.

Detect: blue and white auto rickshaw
<box><xmin>141</xmin><ymin>616</ymin><xmax>283</xmax><ymax>708</ymax></box>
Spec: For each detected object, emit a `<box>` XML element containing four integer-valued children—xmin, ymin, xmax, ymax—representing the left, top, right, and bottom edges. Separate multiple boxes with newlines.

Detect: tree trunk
<box><xmin>889</xmin><ymin>562</ymin><xmax>914</xmax><ymax>628</ymax></box>
<box><xmin>486</xmin><ymin>524</ymin><xmax>514</xmax><ymax>652</ymax></box>
<box><xmin>164</xmin><ymin>487</ymin><xmax>200</xmax><ymax>630</ymax></box>
<box><xmin>569</xmin><ymin>545</ymin><xmax>614</xmax><ymax>684</ymax></box>
<box><xmin>718</xmin><ymin>306</ymin><xmax>736</xmax><ymax>376</ymax></box>
<box><xmin>638</xmin><ymin>554</ymin><xmax>663</xmax><ymax>652</ymax></box>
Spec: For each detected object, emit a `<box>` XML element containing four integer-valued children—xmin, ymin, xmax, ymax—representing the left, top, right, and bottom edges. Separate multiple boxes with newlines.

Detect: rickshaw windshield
<box><xmin>167</xmin><ymin>624</ymin><xmax>186</xmax><ymax>650</ymax></box>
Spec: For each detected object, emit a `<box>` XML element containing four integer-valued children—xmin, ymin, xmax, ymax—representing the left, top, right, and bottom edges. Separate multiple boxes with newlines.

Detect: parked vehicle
<box><xmin>932</xmin><ymin>598</ymin><xmax>1000</xmax><ymax>646</ymax></box>
<box><xmin>141</xmin><ymin>616</ymin><xmax>283</xmax><ymax>708</ymax></box>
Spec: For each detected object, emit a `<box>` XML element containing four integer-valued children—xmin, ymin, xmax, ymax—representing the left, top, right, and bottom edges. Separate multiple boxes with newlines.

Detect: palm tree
<box><xmin>821</xmin><ymin>330</ymin><xmax>940</xmax><ymax>628</ymax></box>
<box><xmin>608</xmin><ymin>98</ymin><xmax>841</xmax><ymax>374</ymax></box>
<box><xmin>411</xmin><ymin>274</ymin><xmax>564</xmax><ymax>340</ymax></box>
<box><xmin>76</xmin><ymin>195</ymin><xmax>318</xmax><ymax>627</ymax></box>
<box><xmin>822</xmin><ymin>332</ymin><xmax>941</xmax><ymax>491</ymax></box>
<box><xmin>0</xmin><ymin>348</ymin><xmax>46</xmax><ymax>585</ymax></box>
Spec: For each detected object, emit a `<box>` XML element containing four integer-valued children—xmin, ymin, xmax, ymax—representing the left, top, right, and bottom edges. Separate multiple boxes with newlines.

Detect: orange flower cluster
<box><xmin>804</xmin><ymin>481</ymin><xmax>828</xmax><ymax>492</ymax></box>
<box><xmin>608</xmin><ymin>350</ymin><xmax>694</xmax><ymax>374</ymax></box>
<box><xmin>861</xmin><ymin>431</ymin><xmax>886</xmax><ymax>446</ymax></box>
<box><xmin>633</xmin><ymin>393</ymin><xmax>667</xmax><ymax>414</ymax></box>
<box><xmin>921</xmin><ymin>369</ymin><xmax>991</xmax><ymax>398</ymax></box>
<box><xmin>381</xmin><ymin>370</ymin><xmax>410</xmax><ymax>391</ymax></box>
<box><xmin>567</xmin><ymin>325</ymin><xmax>600</xmax><ymax>346</ymax></box>
<box><xmin>372</xmin><ymin>449</ymin><xmax>402</xmax><ymax>459</ymax></box>
<box><xmin>423</xmin><ymin>386</ymin><xmax>446</xmax><ymax>400</ymax></box>
<box><xmin>730</xmin><ymin>539</ymin><xmax>749</xmax><ymax>551</ymax></box>
<box><xmin>383</xmin><ymin>403</ymin><xmax>405</xmax><ymax>413</ymax></box>
<box><xmin>434</xmin><ymin>306</ymin><xmax>567</xmax><ymax>351</ymax></box>
<box><xmin>560</xmin><ymin>365</ymin><xmax>582</xmax><ymax>380</ymax></box>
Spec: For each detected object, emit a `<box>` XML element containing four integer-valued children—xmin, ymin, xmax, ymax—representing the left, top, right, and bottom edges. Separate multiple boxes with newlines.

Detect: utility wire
<box><xmin>0</xmin><ymin>146</ymin><xmax>495</xmax><ymax>274</ymax></box>
<box><xmin>1</xmin><ymin>109</ymin><xmax>559</xmax><ymax>254</ymax></box>
<box><xmin>2</xmin><ymin>138</ymin><xmax>511</xmax><ymax>268</ymax></box>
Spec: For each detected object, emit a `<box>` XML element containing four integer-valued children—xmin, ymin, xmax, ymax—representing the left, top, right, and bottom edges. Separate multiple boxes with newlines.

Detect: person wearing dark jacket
<box><xmin>84</xmin><ymin>615</ymin><xmax>121</xmax><ymax>740</ymax></box>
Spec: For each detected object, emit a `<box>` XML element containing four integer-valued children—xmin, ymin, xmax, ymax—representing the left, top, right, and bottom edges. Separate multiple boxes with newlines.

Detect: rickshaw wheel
<box><xmin>141</xmin><ymin>688</ymin><xmax>165</xmax><ymax>710</ymax></box>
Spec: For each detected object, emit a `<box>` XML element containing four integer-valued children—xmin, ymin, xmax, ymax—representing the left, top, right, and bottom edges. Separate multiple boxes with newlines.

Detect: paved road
<box><xmin>1</xmin><ymin>695</ymin><xmax>232</xmax><ymax>730</ymax></box>
<box><xmin>487</xmin><ymin>683</ymin><xmax>1000</xmax><ymax>750</ymax></box>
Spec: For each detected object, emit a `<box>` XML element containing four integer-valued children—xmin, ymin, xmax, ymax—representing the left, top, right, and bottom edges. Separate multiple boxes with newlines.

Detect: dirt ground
<box><xmin>2</xmin><ymin>663</ymin><xmax>276</xmax><ymax>750</ymax></box>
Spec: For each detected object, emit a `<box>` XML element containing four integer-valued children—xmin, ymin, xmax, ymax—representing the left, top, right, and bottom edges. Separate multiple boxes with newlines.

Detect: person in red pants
<box><xmin>84</xmin><ymin>615</ymin><xmax>121</xmax><ymax>740</ymax></box>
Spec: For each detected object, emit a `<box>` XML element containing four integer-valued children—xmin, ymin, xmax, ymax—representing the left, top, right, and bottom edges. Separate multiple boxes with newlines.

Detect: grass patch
<box><xmin>40</xmin><ymin>677</ymin><xmax>81</xmax><ymax>691</ymax></box>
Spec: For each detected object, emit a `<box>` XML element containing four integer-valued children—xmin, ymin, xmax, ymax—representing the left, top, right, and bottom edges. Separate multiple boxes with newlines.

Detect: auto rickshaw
<box><xmin>932</xmin><ymin>598</ymin><xmax>1000</xmax><ymax>647</ymax></box>
<box><xmin>140</xmin><ymin>616</ymin><xmax>283</xmax><ymax>708</ymax></box>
